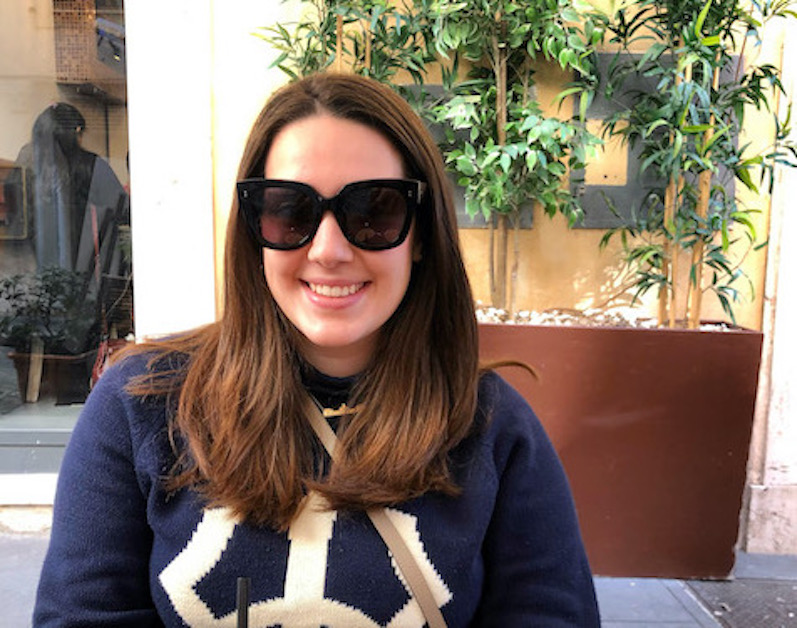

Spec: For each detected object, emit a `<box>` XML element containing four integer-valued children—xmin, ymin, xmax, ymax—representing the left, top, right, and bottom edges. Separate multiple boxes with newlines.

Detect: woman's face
<box><xmin>262</xmin><ymin>114</ymin><xmax>418</xmax><ymax>377</ymax></box>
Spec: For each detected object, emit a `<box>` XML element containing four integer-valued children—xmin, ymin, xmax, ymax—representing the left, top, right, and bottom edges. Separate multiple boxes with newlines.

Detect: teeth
<box><xmin>308</xmin><ymin>282</ymin><xmax>364</xmax><ymax>297</ymax></box>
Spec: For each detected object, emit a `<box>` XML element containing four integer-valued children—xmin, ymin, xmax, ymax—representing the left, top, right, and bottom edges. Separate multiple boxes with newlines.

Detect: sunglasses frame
<box><xmin>237</xmin><ymin>178</ymin><xmax>426</xmax><ymax>251</ymax></box>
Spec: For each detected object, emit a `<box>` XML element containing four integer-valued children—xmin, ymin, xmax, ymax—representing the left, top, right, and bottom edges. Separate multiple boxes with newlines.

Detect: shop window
<box><xmin>0</xmin><ymin>0</ymin><xmax>130</xmax><ymax>419</ymax></box>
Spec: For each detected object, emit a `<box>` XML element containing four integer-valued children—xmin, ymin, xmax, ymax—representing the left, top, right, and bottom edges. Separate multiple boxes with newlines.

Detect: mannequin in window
<box><xmin>30</xmin><ymin>102</ymin><xmax>127</xmax><ymax>274</ymax></box>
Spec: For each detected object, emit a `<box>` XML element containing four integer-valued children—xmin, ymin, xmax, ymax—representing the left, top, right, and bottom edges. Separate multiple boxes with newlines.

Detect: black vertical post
<box><xmin>236</xmin><ymin>576</ymin><xmax>251</xmax><ymax>628</ymax></box>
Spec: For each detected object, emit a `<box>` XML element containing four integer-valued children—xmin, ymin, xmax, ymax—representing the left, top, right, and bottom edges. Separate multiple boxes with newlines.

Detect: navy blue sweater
<box><xmin>34</xmin><ymin>357</ymin><xmax>599</xmax><ymax>627</ymax></box>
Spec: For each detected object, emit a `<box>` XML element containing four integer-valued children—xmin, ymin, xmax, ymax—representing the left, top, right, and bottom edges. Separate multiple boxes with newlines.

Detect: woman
<box><xmin>34</xmin><ymin>74</ymin><xmax>599</xmax><ymax>627</ymax></box>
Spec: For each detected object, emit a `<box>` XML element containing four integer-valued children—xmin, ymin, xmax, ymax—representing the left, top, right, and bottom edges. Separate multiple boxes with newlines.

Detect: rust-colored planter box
<box><xmin>478</xmin><ymin>322</ymin><xmax>763</xmax><ymax>579</ymax></box>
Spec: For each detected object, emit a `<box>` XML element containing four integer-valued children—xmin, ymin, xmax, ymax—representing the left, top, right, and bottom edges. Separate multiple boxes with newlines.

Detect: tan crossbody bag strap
<box><xmin>306</xmin><ymin>401</ymin><xmax>447</xmax><ymax>628</ymax></box>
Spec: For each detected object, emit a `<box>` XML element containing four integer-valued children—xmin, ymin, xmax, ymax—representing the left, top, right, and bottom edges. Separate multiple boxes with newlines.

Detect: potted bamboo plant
<box><xmin>424</xmin><ymin>0</ymin><xmax>602</xmax><ymax>312</ymax></box>
<box><xmin>484</xmin><ymin>0</ymin><xmax>796</xmax><ymax>578</ymax></box>
<box><xmin>483</xmin><ymin>0</ymin><xmax>796</xmax><ymax>579</ymax></box>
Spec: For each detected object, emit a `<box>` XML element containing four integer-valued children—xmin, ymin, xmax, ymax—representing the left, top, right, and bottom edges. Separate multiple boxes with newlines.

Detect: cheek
<box><xmin>261</xmin><ymin>250</ymin><xmax>296</xmax><ymax>291</ymax></box>
<box><xmin>381</xmin><ymin>247</ymin><xmax>415</xmax><ymax>297</ymax></box>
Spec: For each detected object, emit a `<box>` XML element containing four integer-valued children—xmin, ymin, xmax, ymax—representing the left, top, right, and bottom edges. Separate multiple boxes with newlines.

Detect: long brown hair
<box><xmin>126</xmin><ymin>74</ymin><xmax>479</xmax><ymax>530</ymax></box>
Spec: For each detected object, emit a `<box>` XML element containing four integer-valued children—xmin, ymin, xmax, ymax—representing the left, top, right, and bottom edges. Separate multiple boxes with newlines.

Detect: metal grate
<box><xmin>687</xmin><ymin>579</ymin><xmax>797</xmax><ymax>628</ymax></box>
<box><xmin>53</xmin><ymin>0</ymin><xmax>97</xmax><ymax>85</ymax></box>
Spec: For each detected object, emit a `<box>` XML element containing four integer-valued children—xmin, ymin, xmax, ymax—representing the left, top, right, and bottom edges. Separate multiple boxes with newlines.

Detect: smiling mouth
<box><xmin>307</xmin><ymin>282</ymin><xmax>365</xmax><ymax>298</ymax></box>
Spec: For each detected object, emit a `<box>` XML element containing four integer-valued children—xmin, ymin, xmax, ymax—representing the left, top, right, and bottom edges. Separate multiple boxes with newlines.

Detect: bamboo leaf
<box><xmin>695</xmin><ymin>0</ymin><xmax>714</xmax><ymax>37</ymax></box>
<box><xmin>735</xmin><ymin>166</ymin><xmax>759</xmax><ymax>192</ymax></box>
<box><xmin>644</xmin><ymin>119</ymin><xmax>669</xmax><ymax>137</ymax></box>
<box><xmin>683</xmin><ymin>124</ymin><xmax>712</xmax><ymax>134</ymax></box>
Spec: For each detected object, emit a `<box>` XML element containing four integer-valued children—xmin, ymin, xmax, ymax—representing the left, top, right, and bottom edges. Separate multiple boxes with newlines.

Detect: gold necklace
<box><xmin>321</xmin><ymin>402</ymin><xmax>361</xmax><ymax>418</ymax></box>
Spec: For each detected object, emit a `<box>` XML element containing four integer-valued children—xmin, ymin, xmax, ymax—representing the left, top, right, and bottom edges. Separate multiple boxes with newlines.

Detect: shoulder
<box><xmin>467</xmin><ymin>372</ymin><xmax>600</xmax><ymax>625</ymax></box>
<box><xmin>90</xmin><ymin>154</ymin><xmax>114</xmax><ymax>175</ymax></box>
<box><xmin>466</xmin><ymin>369</ymin><xmax>579</xmax><ymax>509</ymax></box>
<box><xmin>85</xmin><ymin>351</ymin><xmax>150</xmax><ymax>412</ymax></box>
<box><xmin>88</xmin><ymin>154</ymin><xmax>124</xmax><ymax>192</ymax></box>
<box><xmin>477</xmin><ymin>369</ymin><xmax>535</xmax><ymax>421</ymax></box>
<box><xmin>93</xmin><ymin>349</ymin><xmax>165</xmax><ymax>403</ymax></box>
<box><xmin>76</xmin><ymin>351</ymin><xmax>175</xmax><ymax>450</ymax></box>
<box><xmin>474</xmin><ymin>370</ymin><xmax>546</xmax><ymax>460</ymax></box>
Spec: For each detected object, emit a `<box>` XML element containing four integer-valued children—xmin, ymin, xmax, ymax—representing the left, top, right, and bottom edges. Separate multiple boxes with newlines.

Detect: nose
<box><xmin>306</xmin><ymin>211</ymin><xmax>354</xmax><ymax>266</ymax></box>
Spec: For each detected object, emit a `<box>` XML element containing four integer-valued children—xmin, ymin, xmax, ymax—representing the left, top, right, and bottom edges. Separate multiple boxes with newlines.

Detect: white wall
<box><xmin>125</xmin><ymin>0</ymin><xmax>298</xmax><ymax>339</ymax></box>
<box><xmin>125</xmin><ymin>0</ymin><xmax>217</xmax><ymax>339</ymax></box>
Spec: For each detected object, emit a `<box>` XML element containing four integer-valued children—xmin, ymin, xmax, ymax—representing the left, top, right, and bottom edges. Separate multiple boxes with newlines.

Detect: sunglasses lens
<box><xmin>342</xmin><ymin>186</ymin><xmax>409</xmax><ymax>249</ymax></box>
<box><xmin>258</xmin><ymin>187</ymin><xmax>316</xmax><ymax>248</ymax></box>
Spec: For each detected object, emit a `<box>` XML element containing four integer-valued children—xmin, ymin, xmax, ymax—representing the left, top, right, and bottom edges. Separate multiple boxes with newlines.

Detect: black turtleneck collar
<box><xmin>300</xmin><ymin>364</ymin><xmax>357</xmax><ymax>411</ymax></box>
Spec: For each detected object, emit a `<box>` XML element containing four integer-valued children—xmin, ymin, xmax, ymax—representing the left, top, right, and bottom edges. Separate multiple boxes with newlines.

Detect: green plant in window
<box><xmin>0</xmin><ymin>267</ymin><xmax>97</xmax><ymax>355</ymax></box>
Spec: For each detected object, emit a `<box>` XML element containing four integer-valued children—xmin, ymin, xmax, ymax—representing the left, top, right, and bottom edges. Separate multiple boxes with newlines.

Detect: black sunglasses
<box><xmin>237</xmin><ymin>178</ymin><xmax>426</xmax><ymax>251</ymax></box>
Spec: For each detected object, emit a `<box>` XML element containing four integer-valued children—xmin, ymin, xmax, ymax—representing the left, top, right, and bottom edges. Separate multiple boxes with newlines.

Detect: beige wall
<box><xmin>743</xmin><ymin>14</ymin><xmax>797</xmax><ymax>555</ymax></box>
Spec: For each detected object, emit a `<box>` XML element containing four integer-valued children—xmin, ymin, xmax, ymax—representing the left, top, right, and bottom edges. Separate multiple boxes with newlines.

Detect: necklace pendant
<box><xmin>322</xmin><ymin>403</ymin><xmax>359</xmax><ymax>418</ymax></box>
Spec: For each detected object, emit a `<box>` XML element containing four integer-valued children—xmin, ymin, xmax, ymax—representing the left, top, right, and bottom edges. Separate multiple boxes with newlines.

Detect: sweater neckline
<box><xmin>301</xmin><ymin>365</ymin><xmax>357</xmax><ymax>413</ymax></box>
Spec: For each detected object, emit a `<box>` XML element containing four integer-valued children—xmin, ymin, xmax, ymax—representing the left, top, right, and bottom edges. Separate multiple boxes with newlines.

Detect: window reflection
<box><xmin>0</xmin><ymin>0</ymin><xmax>130</xmax><ymax>416</ymax></box>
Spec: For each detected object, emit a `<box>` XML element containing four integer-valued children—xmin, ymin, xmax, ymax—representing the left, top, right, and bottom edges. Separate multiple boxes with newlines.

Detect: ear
<box><xmin>412</xmin><ymin>241</ymin><xmax>423</xmax><ymax>263</ymax></box>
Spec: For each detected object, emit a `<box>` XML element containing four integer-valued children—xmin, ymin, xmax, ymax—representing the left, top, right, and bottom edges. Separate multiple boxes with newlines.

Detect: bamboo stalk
<box><xmin>493</xmin><ymin>32</ymin><xmax>507</xmax><ymax>145</ymax></box>
<box><xmin>662</xmin><ymin>59</ymin><xmax>695</xmax><ymax>328</ymax></box>
<box><xmin>660</xmin><ymin>52</ymin><xmax>690</xmax><ymax>327</ymax></box>
<box><xmin>495</xmin><ymin>214</ymin><xmax>509</xmax><ymax>309</ymax></box>
<box><xmin>687</xmin><ymin>63</ymin><xmax>722</xmax><ymax>329</ymax></box>
<box><xmin>335</xmin><ymin>15</ymin><xmax>344</xmax><ymax>73</ymax></box>
<box><xmin>490</xmin><ymin>16</ymin><xmax>510</xmax><ymax>310</ymax></box>
<box><xmin>509</xmin><ymin>214</ymin><xmax>520</xmax><ymax>315</ymax></box>
<box><xmin>687</xmin><ymin>168</ymin><xmax>712</xmax><ymax>328</ymax></box>
<box><xmin>363</xmin><ymin>19</ymin><xmax>371</xmax><ymax>71</ymax></box>
<box><xmin>489</xmin><ymin>216</ymin><xmax>497</xmax><ymax>306</ymax></box>
<box><xmin>661</xmin><ymin>176</ymin><xmax>677</xmax><ymax>327</ymax></box>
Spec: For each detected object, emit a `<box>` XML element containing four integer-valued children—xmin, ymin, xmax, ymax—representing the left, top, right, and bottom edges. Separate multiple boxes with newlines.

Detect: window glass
<box><xmin>0</xmin><ymin>0</ymin><xmax>130</xmax><ymax>420</ymax></box>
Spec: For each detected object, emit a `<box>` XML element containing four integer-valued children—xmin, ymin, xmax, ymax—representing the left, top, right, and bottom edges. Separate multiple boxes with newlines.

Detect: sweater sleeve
<box><xmin>473</xmin><ymin>374</ymin><xmax>600</xmax><ymax>627</ymax></box>
<box><xmin>33</xmin><ymin>362</ymin><xmax>162</xmax><ymax>627</ymax></box>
